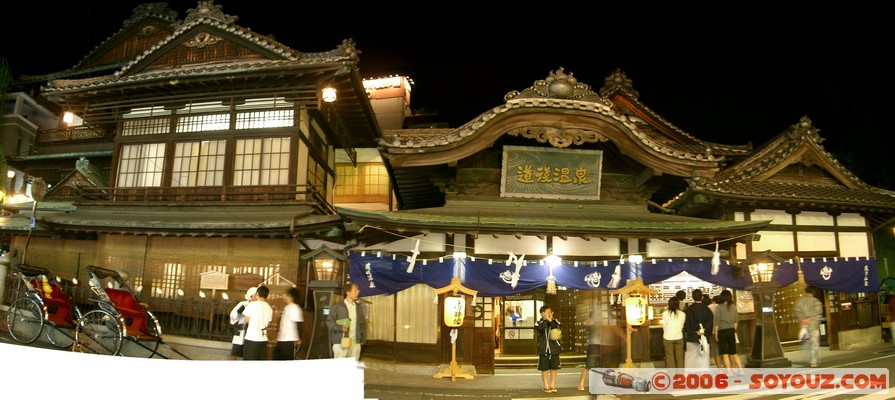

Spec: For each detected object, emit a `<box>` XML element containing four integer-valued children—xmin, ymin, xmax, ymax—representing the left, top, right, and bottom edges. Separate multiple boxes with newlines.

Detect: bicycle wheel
<box><xmin>45</xmin><ymin>324</ymin><xmax>75</xmax><ymax>349</ymax></box>
<box><xmin>75</xmin><ymin>310</ymin><xmax>123</xmax><ymax>355</ymax></box>
<box><xmin>6</xmin><ymin>297</ymin><xmax>45</xmax><ymax>344</ymax></box>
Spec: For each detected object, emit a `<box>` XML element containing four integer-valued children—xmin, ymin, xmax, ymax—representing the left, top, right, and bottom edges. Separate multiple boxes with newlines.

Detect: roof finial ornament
<box><xmin>122</xmin><ymin>2</ymin><xmax>178</xmax><ymax>28</ymax></box>
<box><xmin>787</xmin><ymin>116</ymin><xmax>823</xmax><ymax>143</ymax></box>
<box><xmin>504</xmin><ymin>68</ymin><xmax>605</xmax><ymax>104</ymax></box>
<box><xmin>183</xmin><ymin>0</ymin><xmax>238</xmax><ymax>26</ymax></box>
<box><xmin>599</xmin><ymin>69</ymin><xmax>639</xmax><ymax>99</ymax></box>
<box><xmin>546</xmin><ymin>67</ymin><xmax>576</xmax><ymax>99</ymax></box>
<box><xmin>338</xmin><ymin>39</ymin><xmax>361</xmax><ymax>60</ymax></box>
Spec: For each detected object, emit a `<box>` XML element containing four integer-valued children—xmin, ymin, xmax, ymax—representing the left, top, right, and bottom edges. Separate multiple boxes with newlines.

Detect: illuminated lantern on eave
<box><xmin>444</xmin><ymin>296</ymin><xmax>465</xmax><ymax>327</ymax></box>
<box><xmin>625</xmin><ymin>296</ymin><xmax>647</xmax><ymax>326</ymax></box>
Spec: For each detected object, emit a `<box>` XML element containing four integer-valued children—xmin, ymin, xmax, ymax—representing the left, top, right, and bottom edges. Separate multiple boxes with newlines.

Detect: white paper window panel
<box><xmin>395</xmin><ymin>284</ymin><xmax>437</xmax><ymax>344</ymax></box>
<box><xmin>752</xmin><ymin>231</ymin><xmax>795</xmax><ymax>252</ymax></box>
<box><xmin>475</xmin><ymin>235</ymin><xmax>546</xmax><ymax>255</ymax></box>
<box><xmin>335</xmin><ymin>148</ymin><xmax>383</xmax><ymax>164</ymax></box>
<box><xmin>735</xmin><ymin>242</ymin><xmax>747</xmax><ymax>260</ymax></box>
<box><xmin>751</xmin><ymin>209</ymin><xmax>793</xmax><ymax>225</ymax></box>
<box><xmin>366</xmin><ymin>294</ymin><xmax>395</xmax><ymax>342</ymax></box>
<box><xmin>838</xmin><ymin>232</ymin><xmax>870</xmax><ymax>257</ymax></box>
<box><xmin>358</xmin><ymin>234</ymin><xmax>446</xmax><ymax>252</ymax></box>
<box><xmin>734</xmin><ymin>212</ymin><xmax>746</xmax><ymax>221</ymax></box>
<box><xmin>837</xmin><ymin>213</ymin><xmax>867</xmax><ymax>227</ymax></box>
<box><xmin>648</xmin><ymin>240</ymin><xmax>714</xmax><ymax>258</ymax></box>
<box><xmin>552</xmin><ymin>237</ymin><xmax>619</xmax><ymax>256</ymax></box>
<box><xmin>796</xmin><ymin>231</ymin><xmax>837</xmax><ymax>252</ymax></box>
<box><xmin>796</xmin><ymin>211</ymin><xmax>835</xmax><ymax>226</ymax></box>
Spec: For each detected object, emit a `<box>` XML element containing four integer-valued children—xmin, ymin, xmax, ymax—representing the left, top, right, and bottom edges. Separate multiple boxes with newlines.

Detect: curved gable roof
<box><xmin>381</xmin><ymin>68</ymin><xmax>728</xmax><ymax>177</ymax></box>
<box><xmin>678</xmin><ymin>116</ymin><xmax>895</xmax><ymax>214</ymax></box>
<box><xmin>71</xmin><ymin>2</ymin><xmax>180</xmax><ymax>73</ymax></box>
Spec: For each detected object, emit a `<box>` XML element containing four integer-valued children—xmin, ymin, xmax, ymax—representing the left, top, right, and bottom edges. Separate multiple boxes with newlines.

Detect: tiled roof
<box><xmin>338</xmin><ymin>205</ymin><xmax>770</xmax><ymax>238</ymax></box>
<box><xmin>46</xmin><ymin>2</ymin><xmax>357</xmax><ymax>92</ymax></box>
<box><xmin>599</xmin><ymin>69</ymin><xmax>752</xmax><ymax>157</ymax></box>
<box><xmin>46</xmin><ymin>59</ymin><xmax>344</xmax><ymax>92</ymax></box>
<box><xmin>381</xmin><ymin>69</ymin><xmax>755</xmax><ymax>164</ymax></box>
<box><xmin>380</xmin><ymin>98</ymin><xmax>722</xmax><ymax>163</ymax></box>
<box><xmin>689</xmin><ymin>179</ymin><xmax>895</xmax><ymax>209</ymax></box>
<box><xmin>684</xmin><ymin>117</ymin><xmax>895</xmax><ymax>209</ymax></box>
<box><xmin>70</xmin><ymin>2</ymin><xmax>179</xmax><ymax>71</ymax></box>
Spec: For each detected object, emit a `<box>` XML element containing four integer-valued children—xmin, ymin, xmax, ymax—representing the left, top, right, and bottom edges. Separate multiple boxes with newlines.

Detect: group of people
<box><xmin>228</xmin><ymin>285</ymin><xmax>305</xmax><ymax>360</ymax></box>
<box><xmin>662</xmin><ymin>285</ymin><xmax>824</xmax><ymax>371</ymax></box>
<box><xmin>226</xmin><ymin>282</ymin><xmax>368</xmax><ymax>361</ymax></box>
<box><xmin>662</xmin><ymin>288</ymin><xmax>743</xmax><ymax>372</ymax></box>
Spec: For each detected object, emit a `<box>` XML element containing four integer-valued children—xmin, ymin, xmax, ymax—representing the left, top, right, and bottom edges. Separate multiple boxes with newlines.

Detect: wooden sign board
<box><xmin>200</xmin><ymin>271</ymin><xmax>230</xmax><ymax>290</ymax></box>
<box><xmin>500</xmin><ymin>145</ymin><xmax>603</xmax><ymax>200</ymax></box>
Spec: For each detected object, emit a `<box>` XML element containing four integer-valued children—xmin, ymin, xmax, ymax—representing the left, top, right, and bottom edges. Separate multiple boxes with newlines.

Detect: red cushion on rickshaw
<box><xmin>103</xmin><ymin>288</ymin><xmax>145</xmax><ymax>317</ymax></box>
<box><xmin>103</xmin><ymin>288</ymin><xmax>156</xmax><ymax>337</ymax></box>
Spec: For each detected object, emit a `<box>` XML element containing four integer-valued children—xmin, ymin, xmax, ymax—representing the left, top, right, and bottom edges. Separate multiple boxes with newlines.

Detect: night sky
<box><xmin>4</xmin><ymin>2</ymin><xmax>893</xmax><ymax>188</ymax></box>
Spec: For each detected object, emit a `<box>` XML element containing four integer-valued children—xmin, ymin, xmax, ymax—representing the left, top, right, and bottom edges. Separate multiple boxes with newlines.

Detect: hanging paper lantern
<box><xmin>625</xmin><ymin>296</ymin><xmax>647</xmax><ymax>326</ymax></box>
<box><xmin>444</xmin><ymin>296</ymin><xmax>465</xmax><ymax>327</ymax></box>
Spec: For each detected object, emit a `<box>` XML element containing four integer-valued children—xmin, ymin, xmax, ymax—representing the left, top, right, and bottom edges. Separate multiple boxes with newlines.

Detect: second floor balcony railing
<box><xmin>77</xmin><ymin>185</ymin><xmax>336</xmax><ymax>214</ymax></box>
<box><xmin>37</xmin><ymin>125</ymin><xmax>106</xmax><ymax>144</ymax></box>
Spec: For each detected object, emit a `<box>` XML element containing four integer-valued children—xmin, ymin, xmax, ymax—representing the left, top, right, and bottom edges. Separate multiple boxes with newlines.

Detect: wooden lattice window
<box><xmin>116</xmin><ymin>143</ymin><xmax>166</xmax><ymax>187</ymax></box>
<box><xmin>233</xmin><ymin>137</ymin><xmax>291</xmax><ymax>186</ymax></box>
<box><xmin>171</xmin><ymin>140</ymin><xmax>226</xmax><ymax>187</ymax></box>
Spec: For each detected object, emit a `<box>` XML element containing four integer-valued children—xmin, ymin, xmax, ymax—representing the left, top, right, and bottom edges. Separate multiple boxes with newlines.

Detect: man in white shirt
<box><xmin>242</xmin><ymin>285</ymin><xmax>273</xmax><ymax>360</ymax></box>
<box><xmin>228</xmin><ymin>286</ymin><xmax>258</xmax><ymax>360</ymax></box>
<box><xmin>326</xmin><ymin>283</ymin><xmax>367</xmax><ymax>359</ymax></box>
<box><xmin>274</xmin><ymin>287</ymin><xmax>304</xmax><ymax>360</ymax></box>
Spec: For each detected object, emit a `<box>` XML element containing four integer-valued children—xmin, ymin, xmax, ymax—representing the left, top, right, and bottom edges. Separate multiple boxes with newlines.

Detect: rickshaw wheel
<box><xmin>75</xmin><ymin>309</ymin><xmax>124</xmax><ymax>355</ymax></box>
<box><xmin>7</xmin><ymin>297</ymin><xmax>44</xmax><ymax>344</ymax></box>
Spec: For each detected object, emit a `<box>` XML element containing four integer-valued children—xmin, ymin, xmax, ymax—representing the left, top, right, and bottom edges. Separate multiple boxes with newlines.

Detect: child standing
<box><xmin>537</xmin><ymin>305</ymin><xmax>561</xmax><ymax>393</ymax></box>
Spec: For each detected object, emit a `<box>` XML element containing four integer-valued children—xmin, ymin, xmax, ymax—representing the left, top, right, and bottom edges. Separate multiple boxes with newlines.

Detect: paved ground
<box><xmin>362</xmin><ymin>343</ymin><xmax>895</xmax><ymax>400</ymax></box>
<box><xmin>4</xmin><ymin>305</ymin><xmax>893</xmax><ymax>400</ymax></box>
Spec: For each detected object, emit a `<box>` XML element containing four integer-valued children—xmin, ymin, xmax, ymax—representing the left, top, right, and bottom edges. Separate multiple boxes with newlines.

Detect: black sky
<box><xmin>4</xmin><ymin>1</ymin><xmax>893</xmax><ymax>188</ymax></box>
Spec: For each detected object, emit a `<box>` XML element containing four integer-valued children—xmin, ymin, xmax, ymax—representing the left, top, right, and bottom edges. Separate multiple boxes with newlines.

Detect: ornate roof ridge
<box><xmin>73</xmin><ymin>1</ymin><xmax>357</xmax><ymax>84</ymax></box>
<box><xmin>695</xmin><ymin>116</ymin><xmax>868</xmax><ymax>188</ymax></box>
<box><xmin>599</xmin><ymin>69</ymin><xmax>752</xmax><ymax>155</ymax></box>
<box><xmin>70</xmin><ymin>2</ymin><xmax>179</xmax><ymax>71</ymax></box>
<box><xmin>380</xmin><ymin>97</ymin><xmax>722</xmax><ymax>163</ymax></box>
<box><xmin>46</xmin><ymin>59</ymin><xmax>339</xmax><ymax>92</ymax></box>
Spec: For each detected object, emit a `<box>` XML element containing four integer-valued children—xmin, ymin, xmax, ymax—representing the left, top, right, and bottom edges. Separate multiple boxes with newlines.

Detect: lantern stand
<box><xmin>433</xmin><ymin>276</ymin><xmax>477</xmax><ymax>382</ymax></box>
<box><xmin>610</xmin><ymin>278</ymin><xmax>658</xmax><ymax>368</ymax></box>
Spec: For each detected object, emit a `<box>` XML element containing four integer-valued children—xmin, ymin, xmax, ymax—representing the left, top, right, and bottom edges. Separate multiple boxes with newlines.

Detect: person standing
<box><xmin>578</xmin><ymin>310</ymin><xmax>598</xmax><ymax>391</ymax></box>
<box><xmin>273</xmin><ymin>287</ymin><xmax>304</xmax><ymax>360</ymax></box>
<box><xmin>227</xmin><ymin>286</ymin><xmax>257</xmax><ymax>360</ymax></box>
<box><xmin>707</xmin><ymin>295</ymin><xmax>723</xmax><ymax>368</ymax></box>
<box><xmin>326</xmin><ymin>283</ymin><xmax>367</xmax><ymax>359</ymax></box>
<box><xmin>537</xmin><ymin>305</ymin><xmax>561</xmax><ymax>393</ymax></box>
<box><xmin>675</xmin><ymin>290</ymin><xmax>688</xmax><ymax>310</ymax></box>
<box><xmin>242</xmin><ymin>285</ymin><xmax>273</xmax><ymax>360</ymax></box>
<box><xmin>683</xmin><ymin>289</ymin><xmax>713</xmax><ymax>369</ymax></box>
<box><xmin>713</xmin><ymin>289</ymin><xmax>743</xmax><ymax>373</ymax></box>
<box><xmin>794</xmin><ymin>285</ymin><xmax>824</xmax><ymax>367</ymax></box>
<box><xmin>662</xmin><ymin>297</ymin><xmax>686</xmax><ymax>369</ymax></box>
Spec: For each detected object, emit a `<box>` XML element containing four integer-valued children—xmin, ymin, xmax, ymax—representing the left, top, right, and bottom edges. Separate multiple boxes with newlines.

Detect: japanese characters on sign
<box><xmin>444</xmin><ymin>296</ymin><xmax>466</xmax><ymax>327</ymax></box>
<box><xmin>501</xmin><ymin>145</ymin><xmax>602</xmax><ymax>200</ymax></box>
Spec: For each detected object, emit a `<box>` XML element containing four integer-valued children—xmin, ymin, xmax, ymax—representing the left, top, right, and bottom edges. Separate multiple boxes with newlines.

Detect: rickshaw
<box><xmin>74</xmin><ymin>265</ymin><xmax>190</xmax><ymax>359</ymax></box>
<box><xmin>5</xmin><ymin>260</ymin><xmax>81</xmax><ymax>348</ymax></box>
